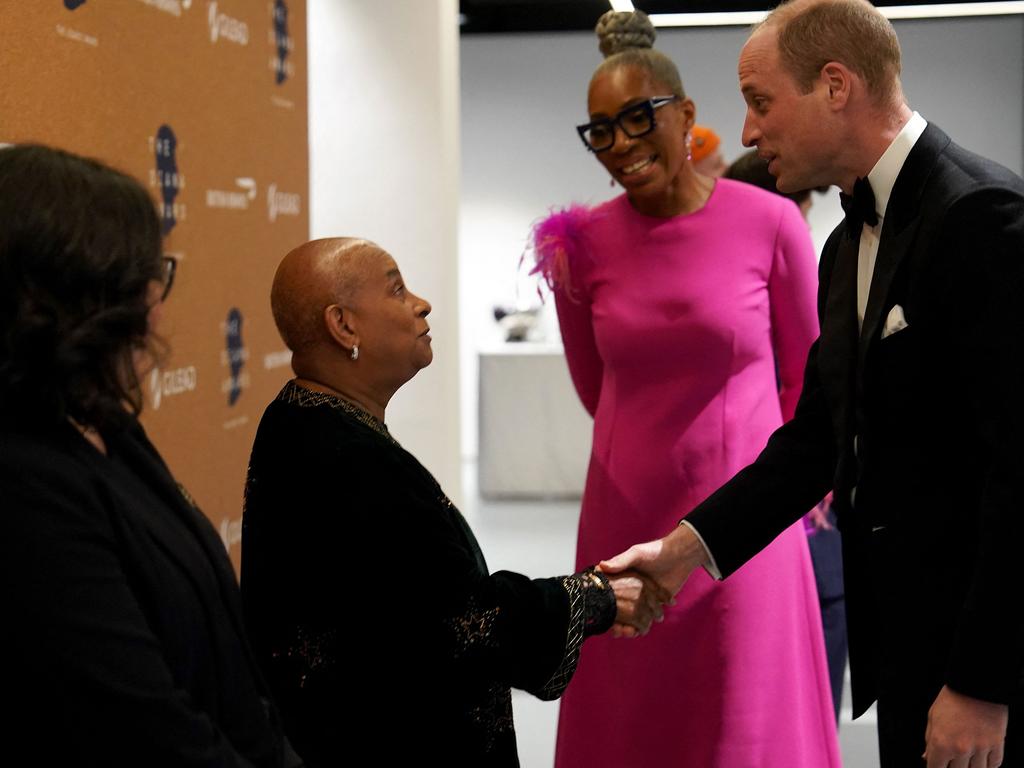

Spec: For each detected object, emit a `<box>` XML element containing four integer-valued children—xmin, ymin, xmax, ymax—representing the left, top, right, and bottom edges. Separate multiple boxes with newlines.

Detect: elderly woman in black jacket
<box><xmin>240</xmin><ymin>237</ymin><xmax>667</xmax><ymax>767</ymax></box>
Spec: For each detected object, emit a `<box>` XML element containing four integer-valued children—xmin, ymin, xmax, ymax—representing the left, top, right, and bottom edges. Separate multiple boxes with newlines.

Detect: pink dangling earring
<box><xmin>685</xmin><ymin>132</ymin><xmax>693</xmax><ymax>162</ymax></box>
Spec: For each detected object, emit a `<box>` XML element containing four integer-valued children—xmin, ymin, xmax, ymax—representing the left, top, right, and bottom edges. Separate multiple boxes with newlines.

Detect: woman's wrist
<box><xmin>578</xmin><ymin>566</ymin><xmax>616</xmax><ymax>636</ymax></box>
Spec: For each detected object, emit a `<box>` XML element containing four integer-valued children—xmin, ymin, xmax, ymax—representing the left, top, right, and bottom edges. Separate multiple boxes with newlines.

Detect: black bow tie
<box><xmin>839</xmin><ymin>177</ymin><xmax>879</xmax><ymax>237</ymax></box>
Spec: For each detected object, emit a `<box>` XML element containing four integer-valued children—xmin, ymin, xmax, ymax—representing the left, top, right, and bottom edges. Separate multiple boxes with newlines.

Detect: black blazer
<box><xmin>687</xmin><ymin>123</ymin><xmax>1024</xmax><ymax>717</ymax></box>
<box><xmin>0</xmin><ymin>419</ymin><xmax>298</xmax><ymax>767</ymax></box>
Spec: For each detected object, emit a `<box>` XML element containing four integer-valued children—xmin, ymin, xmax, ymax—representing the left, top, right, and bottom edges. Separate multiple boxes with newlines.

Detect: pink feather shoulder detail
<box><xmin>527</xmin><ymin>204</ymin><xmax>594</xmax><ymax>296</ymax></box>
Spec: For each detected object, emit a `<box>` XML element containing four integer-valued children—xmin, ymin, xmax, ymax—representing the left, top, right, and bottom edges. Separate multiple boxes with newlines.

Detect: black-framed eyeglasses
<box><xmin>576</xmin><ymin>96</ymin><xmax>680</xmax><ymax>153</ymax></box>
<box><xmin>160</xmin><ymin>255</ymin><xmax>177</xmax><ymax>302</ymax></box>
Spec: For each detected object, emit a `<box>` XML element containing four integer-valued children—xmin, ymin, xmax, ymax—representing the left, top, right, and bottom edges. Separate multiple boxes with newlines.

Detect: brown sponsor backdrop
<box><xmin>0</xmin><ymin>0</ymin><xmax>308</xmax><ymax>571</ymax></box>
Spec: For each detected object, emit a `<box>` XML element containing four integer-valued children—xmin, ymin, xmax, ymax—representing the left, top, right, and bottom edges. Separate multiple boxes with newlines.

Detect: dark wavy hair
<box><xmin>0</xmin><ymin>144</ymin><xmax>164</xmax><ymax>430</ymax></box>
<box><xmin>725</xmin><ymin>149</ymin><xmax>830</xmax><ymax>207</ymax></box>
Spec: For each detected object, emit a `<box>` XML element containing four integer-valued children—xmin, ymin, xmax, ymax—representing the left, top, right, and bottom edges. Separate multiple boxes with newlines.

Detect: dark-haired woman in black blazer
<box><xmin>0</xmin><ymin>144</ymin><xmax>301</xmax><ymax>767</ymax></box>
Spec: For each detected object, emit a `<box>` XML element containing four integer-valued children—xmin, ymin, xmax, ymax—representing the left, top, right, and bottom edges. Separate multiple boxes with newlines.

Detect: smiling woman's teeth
<box><xmin>623</xmin><ymin>157</ymin><xmax>653</xmax><ymax>174</ymax></box>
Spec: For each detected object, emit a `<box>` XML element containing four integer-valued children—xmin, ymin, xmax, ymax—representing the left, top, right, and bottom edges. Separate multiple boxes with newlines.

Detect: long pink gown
<box><xmin>535</xmin><ymin>180</ymin><xmax>842</xmax><ymax>768</ymax></box>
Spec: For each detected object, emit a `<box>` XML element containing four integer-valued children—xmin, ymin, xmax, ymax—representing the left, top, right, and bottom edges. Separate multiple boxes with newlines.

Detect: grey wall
<box><xmin>459</xmin><ymin>16</ymin><xmax>1024</xmax><ymax>456</ymax></box>
<box><xmin>310</xmin><ymin>0</ymin><xmax>463</xmax><ymax>500</ymax></box>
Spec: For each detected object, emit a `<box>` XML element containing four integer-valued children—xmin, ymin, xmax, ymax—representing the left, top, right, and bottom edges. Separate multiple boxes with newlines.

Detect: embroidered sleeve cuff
<box><xmin>528</xmin><ymin>568</ymin><xmax>612</xmax><ymax>701</ymax></box>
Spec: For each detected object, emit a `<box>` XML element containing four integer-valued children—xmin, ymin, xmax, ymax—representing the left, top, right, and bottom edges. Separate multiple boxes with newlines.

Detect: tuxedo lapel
<box><xmin>819</xmin><ymin>231</ymin><xmax>859</xmax><ymax>437</ymax></box>
<box><xmin>857</xmin><ymin>220</ymin><xmax>918</xmax><ymax>363</ymax></box>
<box><xmin>858</xmin><ymin>124</ymin><xmax>950</xmax><ymax>366</ymax></box>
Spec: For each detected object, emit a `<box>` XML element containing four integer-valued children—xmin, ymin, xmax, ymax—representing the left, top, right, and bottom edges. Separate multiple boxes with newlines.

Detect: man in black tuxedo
<box><xmin>602</xmin><ymin>1</ymin><xmax>1024</xmax><ymax>766</ymax></box>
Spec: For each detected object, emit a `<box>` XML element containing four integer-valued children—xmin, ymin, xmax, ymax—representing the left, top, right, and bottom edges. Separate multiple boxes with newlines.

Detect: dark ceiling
<box><xmin>459</xmin><ymin>0</ymin><xmax>1004</xmax><ymax>33</ymax></box>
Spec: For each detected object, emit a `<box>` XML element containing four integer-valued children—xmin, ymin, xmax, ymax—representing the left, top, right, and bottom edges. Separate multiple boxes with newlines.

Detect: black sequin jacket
<box><xmin>241</xmin><ymin>382</ymin><xmax>615</xmax><ymax>767</ymax></box>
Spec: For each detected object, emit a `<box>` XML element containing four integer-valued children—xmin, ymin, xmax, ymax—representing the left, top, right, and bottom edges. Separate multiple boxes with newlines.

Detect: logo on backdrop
<box><xmin>272</xmin><ymin>0</ymin><xmax>291</xmax><ymax>84</ymax></box>
<box><xmin>205</xmin><ymin>177</ymin><xmax>256</xmax><ymax>210</ymax></box>
<box><xmin>139</xmin><ymin>0</ymin><xmax>193</xmax><ymax>18</ymax></box>
<box><xmin>149</xmin><ymin>365</ymin><xmax>198</xmax><ymax>411</ymax></box>
<box><xmin>263</xmin><ymin>349</ymin><xmax>292</xmax><ymax>370</ymax></box>
<box><xmin>56</xmin><ymin>3</ymin><xmax>98</xmax><ymax>46</ymax></box>
<box><xmin>152</xmin><ymin>125</ymin><xmax>185</xmax><ymax>235</ymax></box>
<box><xmin>222</xmin><ymin>308</ymin><xmax>249</xmax><ymax>406</ymax></box>
<box><xmin>267</xmin><ymin>183</ymin><xmax>300</xmax><ymax>223</ymax></box>
<box><xmin>208</xmin><ymin>2</ymin><xmax>249</xmax><ymax>45</ymax></box>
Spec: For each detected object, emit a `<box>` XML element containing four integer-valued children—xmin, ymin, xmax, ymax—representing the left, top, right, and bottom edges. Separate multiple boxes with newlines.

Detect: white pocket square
<box><xmin>881</xmin><ymin>304</ymin><xmax>909</xmax><ymax>339</ymax></box>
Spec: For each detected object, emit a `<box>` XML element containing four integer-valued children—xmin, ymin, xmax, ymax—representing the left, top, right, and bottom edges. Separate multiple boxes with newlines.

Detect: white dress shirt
<box><xmin>857</xmin><ymin>111</ymin><xmax>928</xmax><ymax>328</ymax></box>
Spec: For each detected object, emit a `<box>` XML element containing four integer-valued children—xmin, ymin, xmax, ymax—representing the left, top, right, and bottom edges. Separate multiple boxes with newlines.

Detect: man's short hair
<box><xmin>764</xmin><ymin>0</ymin><xmax>902</xmax><ymax>104</ymax></box>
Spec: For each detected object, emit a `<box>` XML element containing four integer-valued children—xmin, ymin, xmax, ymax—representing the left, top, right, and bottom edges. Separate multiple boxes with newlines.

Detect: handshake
<box><xmin>597</xmin><ymin>523</ymin><xmax>712</xmax><ymax>638</ymax></box>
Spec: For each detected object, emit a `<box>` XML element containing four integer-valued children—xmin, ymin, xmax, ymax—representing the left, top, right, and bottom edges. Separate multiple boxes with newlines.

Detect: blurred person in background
<box><xmin>690</xmin><ymin>124</ymin><xmax>728</xmax><ymax>177</ymax></box>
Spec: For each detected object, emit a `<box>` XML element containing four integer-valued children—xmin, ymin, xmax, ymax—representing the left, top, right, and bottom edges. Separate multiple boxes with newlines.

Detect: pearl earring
<box><xmin>351</xmin><ymin>346</ymin><xmax>359</xmax><ymax>361</ymax></box>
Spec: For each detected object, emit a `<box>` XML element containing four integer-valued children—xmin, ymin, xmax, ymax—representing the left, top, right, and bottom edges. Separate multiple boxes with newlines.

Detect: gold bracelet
<box><xmin>582</xmin><ymin>567</ymin><xmax>606</xmax><ymax>590</ymax></box>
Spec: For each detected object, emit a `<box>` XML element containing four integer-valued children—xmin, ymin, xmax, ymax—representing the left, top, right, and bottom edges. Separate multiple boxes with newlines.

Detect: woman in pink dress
<box><xmin>532</xmin><ymin>10</ymin><xmax>841</xmax><ymax>768</ymax></box>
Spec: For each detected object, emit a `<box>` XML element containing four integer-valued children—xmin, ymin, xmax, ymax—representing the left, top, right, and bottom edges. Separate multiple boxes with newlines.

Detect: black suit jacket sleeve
<box><xmin>687</xmin><ymin>165</ymin><xmax>1024</xmax><ymax>707</ymax></box>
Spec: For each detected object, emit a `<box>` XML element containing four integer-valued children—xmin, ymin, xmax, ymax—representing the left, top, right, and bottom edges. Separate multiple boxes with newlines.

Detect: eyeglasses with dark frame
<box><xmin>576</xmin><ymin>95</ymin><xmax>680</xmax><ymax>153</ymax></box>
<box><xmin>160</xmin><ymin>255</ymin><xmax>177</xmax><ymax>302</ymax></box>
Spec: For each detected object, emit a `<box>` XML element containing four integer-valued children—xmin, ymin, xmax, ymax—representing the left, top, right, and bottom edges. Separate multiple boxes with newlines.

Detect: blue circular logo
<box><xmin>155</xmin><ymin>124</ymin><xmax>179</xmax><ymax>236</ymax></box>
<box><xmin>225</xmin><ymin>307</ymin><xmax>245</xmax><ymax>406</ymax></box>
<box><xmin>274</xmin><ymin>0</ymin><xmax>289</xmax><ymax>85</ymax></box>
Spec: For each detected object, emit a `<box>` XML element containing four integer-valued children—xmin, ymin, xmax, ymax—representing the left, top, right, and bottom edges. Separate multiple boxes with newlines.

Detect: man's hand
<box><xmin>924</xmin><ymin>685</ymin><xmax>1008</xmax><ymax>768</ymax></box>
<box><xmin>598</xmin><ymin>524</ymin><xmax>711</xmax><ymax>636</ymax></box>
<box><xmin>604</xmin><ymin>570</ymin><xmax>671</xmax><ymax>638</ymax></box>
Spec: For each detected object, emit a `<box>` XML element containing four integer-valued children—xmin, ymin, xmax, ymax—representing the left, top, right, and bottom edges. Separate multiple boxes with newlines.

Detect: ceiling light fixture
<box><xmin>881</xmin><ymin>1</ymin><xmax>1024</xmax><ymax>18</ymax></box>
<box><xmin>648</xmin><ymin>1</ymin><xmax>1024</xmax><ymax>27</ymax></box>
<box><xmin>650</xmin><ymin>11</ymin><xmax>766</xmax><ymax>27</ymax></box>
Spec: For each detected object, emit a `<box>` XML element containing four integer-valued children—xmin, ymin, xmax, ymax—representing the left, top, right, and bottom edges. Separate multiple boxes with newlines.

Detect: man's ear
<box><xmin>820</xmin><ymin>61</ymin><xmax>853</xmax><ymax>110</ymax></box>
<box><xmin>324</xmin><ymin>304</ymin><xmax>358</xmax><ymax>354</ymax></box>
